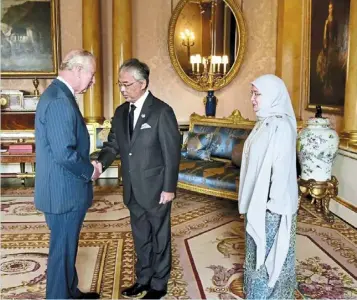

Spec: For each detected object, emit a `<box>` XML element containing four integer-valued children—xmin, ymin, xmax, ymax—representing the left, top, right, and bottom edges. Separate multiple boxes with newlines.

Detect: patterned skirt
<box><xmin>244</xmin><ymin>211</ymin><xmax>297</xmax><ymax>299</ymax></box>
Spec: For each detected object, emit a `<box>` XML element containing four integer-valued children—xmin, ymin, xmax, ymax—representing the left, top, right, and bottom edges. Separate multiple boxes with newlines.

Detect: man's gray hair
<box><xmin>120</xmin><ymin>58</ymin><xmax>150</xmax><ymax>89</ymax></box>
<box><xmin>59</xmin><ymin>49</ymin><xmax>95</xmax><ymax>71</ymax></box>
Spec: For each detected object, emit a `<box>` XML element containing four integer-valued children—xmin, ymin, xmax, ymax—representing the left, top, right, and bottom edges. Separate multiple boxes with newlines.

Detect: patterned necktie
<box><xmin>129</xmin><ymin>104</ymin><xmax>136</xmax><ymax>138</ymax></box>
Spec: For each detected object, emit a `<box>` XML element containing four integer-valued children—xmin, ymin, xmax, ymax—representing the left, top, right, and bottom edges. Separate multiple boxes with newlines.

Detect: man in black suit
<box><xmin>94</xmin><ymin>58</ymin><xmax>181</xmax><ymax>299</ymax></box>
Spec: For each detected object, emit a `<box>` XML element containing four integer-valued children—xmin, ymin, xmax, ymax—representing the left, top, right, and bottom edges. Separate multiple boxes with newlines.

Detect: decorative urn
<box><xmin>204</xmin><ymin>90</ymin><xmax>217</xmax><ymax>117</ymax></box>
<box><xmin>297</xmin><ymin>115</ymin><xmax>339</xmax><ymax>181</ymax></box>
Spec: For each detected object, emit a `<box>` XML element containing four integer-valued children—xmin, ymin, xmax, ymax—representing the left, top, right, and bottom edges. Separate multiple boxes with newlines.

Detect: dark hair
<box><xmin>119</xmin><ymin>58</ymin><xmax>150</xmax><ymax>89</ymax></box>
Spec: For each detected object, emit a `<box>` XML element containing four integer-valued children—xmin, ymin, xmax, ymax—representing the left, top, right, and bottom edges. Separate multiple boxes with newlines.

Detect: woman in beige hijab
<box><xmin>239</xmin><ymin>74</ymin><xmax>298</xmax><ymax>299</ymax></box>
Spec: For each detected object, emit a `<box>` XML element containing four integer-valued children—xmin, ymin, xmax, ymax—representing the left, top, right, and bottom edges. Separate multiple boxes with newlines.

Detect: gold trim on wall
<box><xmin>333</xmin><ymin>196</ymin><xmax>357</xmax><ymax>213</ymax></box>
<box><xmin>338</xmin><ymin>142</ymin><xmax>357</xmax><ymax>156</ymax></box>
<box><xmin>112</xmin><ymin>0</ymin><xmax>132</xmax><ymax>109</ymax></box>
<box><xmin>82</xmin><ymin>0</ymin><xmax>105</xmax><ymax>124</ymax></box>
<box><xmin>168</xmin><ymin>0</ymin><xmax>247</xmax><ymax>92</ymax></box>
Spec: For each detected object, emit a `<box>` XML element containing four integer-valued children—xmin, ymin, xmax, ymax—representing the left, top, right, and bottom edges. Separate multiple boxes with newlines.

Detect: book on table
<box><xmin>8</xmin><ymin>144</ymin><xmax>34</xmax><ymax>154</ymax></box>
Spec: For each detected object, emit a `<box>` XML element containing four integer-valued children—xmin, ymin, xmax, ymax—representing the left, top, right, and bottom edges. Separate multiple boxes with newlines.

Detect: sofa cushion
<box><xmin>179</xmin><ymin>158</ymin><xmax>240</xmax><ymax>192</ymax></box>
<box><xmin>182</xmin><ymin>132</ymin><xmax>214</xmax><ymax>161</ymax></box>
<box><xmin>231</xmin><ymin>142</ymin><xmax>244</xmax><ymax>167</ymax></box>
<box><xmin>192</xmin><ymin>125</ymin><xmax>251</xmax><ymax>159</ymax></box>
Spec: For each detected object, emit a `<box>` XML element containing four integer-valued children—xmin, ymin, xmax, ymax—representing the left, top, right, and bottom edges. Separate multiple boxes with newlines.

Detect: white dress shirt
<box><xmin>57</xmin><ymin>76</ymin><xmax>75</xmax><ymax>96</ymax></box>
<box><xmin>130</xmin><ymin>90</ymin><xmax>149</xmax><ymax>129</ymax></box>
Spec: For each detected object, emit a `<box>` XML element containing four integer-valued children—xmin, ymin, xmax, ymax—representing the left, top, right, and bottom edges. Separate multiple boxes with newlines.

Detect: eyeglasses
<box><xmin>250</xmin><ymin>90</ymin><xmax>262</xmax><ymax>97</ymax></box>
<box><xmin>117</xmin><ymin>81</ymin><xmax>137</xmax><ymax>89</ymax></box>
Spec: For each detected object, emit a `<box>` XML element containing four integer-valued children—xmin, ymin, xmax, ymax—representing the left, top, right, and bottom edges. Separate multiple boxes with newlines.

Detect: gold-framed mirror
<box><xmin>168</xmin><ymin>0</ymin><xmax>246</xmax><ymax>92</ymax></box>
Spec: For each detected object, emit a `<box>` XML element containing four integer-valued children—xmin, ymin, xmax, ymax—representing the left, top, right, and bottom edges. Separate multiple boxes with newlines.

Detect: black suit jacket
<box><xmin>97</xmin><ymin>92</ymin><xmax>181</xmax><ymax>209</ymax></box>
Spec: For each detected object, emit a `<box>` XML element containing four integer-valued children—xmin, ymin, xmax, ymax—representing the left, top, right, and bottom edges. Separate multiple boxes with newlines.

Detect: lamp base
<box><xmin>298</xmin><ymin>176</ymin><xmax>338</xmax><ymax>223</ymax></box>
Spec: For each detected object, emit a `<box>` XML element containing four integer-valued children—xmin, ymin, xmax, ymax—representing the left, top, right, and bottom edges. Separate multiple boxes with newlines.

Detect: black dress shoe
<box><xmin>75</xmin><ymin>292</ymin><xmax>100</xmax><ymax>299</ymax></box>
<box><xmin>142</xmin><ymin>289</ymin><xmax>167</xmax><ymax>299</ymax></box>
<box><xmin>121</xmin><ymin>283</ymin><xmax>150</xmax><ymax>298</ymax></box>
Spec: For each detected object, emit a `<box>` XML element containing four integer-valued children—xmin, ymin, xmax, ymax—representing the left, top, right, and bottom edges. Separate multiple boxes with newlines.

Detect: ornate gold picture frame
<box><xmin>1</xmin><ymin>0</ymin><xmax>60</xmax><ymax>78</ymax></box>
<box><xmin>302</xmin><ymin>0</ymin><xmax>350</xmax><ymax>115</ymax></box>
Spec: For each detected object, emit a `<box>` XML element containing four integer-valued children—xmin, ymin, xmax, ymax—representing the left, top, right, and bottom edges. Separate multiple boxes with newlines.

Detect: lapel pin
<box><xmin>141</xmin><ymin>114</ymin><xmax>145</xmax><ymax>118</ymax></box>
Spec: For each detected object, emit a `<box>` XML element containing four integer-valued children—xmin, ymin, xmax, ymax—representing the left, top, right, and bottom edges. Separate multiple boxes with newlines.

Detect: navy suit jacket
<box><xmin>34</xmin><ymin>79</ymin><xmax>94</xmax><ymax>214</ymax></box>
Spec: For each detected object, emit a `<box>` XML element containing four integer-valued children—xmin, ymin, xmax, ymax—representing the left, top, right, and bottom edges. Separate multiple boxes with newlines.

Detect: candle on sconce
<box><xmin>190</xmin><ymin>55</ymin><xmax>195</xmax><ymax>72</ymax></box>
<box><xmin>180</xmin><ymin>32</ymin><xmax>185</xmax><ymax>41</ymax></box>
<box><xmin>196</xmin><ymin>54</ymin><xmax>201</xmax><ymax>73</ymax></box>
<box><xmin>222</xmin><ymin>55</ymin><xmax>229</xmax><ymax>74</ymax></box>
<box><xmin>217</xmin><ymin>56</ymin><xmax>222</xmax><ymax>73</ymax></box>
<box><xmin>202</xmin><ymin>57</ymin><xmax>207</xmax><ymax>72</ymax></box>
<box><xmin>212</xmin><ymin>56</ymin><xmax>218</xmax><ymax>73</ymax></box>
<box><xmin>190</xmin><ymin>31</ymin><xmax>195</xmax><ymax>42</ymax></box>
<box><xmin>209</xmin><ymin>56</ymin><xmax>213</xmax><ymax>73</ymax></box>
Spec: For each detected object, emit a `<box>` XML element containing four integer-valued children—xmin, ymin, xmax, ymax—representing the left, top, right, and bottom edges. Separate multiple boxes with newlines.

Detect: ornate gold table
<box><xmin>298</xmin><ymin>176</ymin><xmax>338</xmax><ymax>223</ymax></box>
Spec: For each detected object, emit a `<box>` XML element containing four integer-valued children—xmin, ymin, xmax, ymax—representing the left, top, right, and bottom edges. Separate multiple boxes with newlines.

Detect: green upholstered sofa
<box><xmin>178</xmin><ymin>110</ymin><xmax>255</xmax><ymax>200</ymax></box>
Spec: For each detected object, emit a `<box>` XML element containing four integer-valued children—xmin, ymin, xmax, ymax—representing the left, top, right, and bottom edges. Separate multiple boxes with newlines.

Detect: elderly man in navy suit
<box><xmin>34</xmin><ymin>49</ymin><xmax>101</xmax><ymax>299</ymax></box>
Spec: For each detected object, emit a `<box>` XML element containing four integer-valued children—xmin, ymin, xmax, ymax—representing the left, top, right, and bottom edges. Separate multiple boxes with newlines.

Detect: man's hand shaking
<box><xmin>91</xmin><ymin>160</ymin><xmax>103</xmax><ymax>181</ymax></box>
<box><xmin>159</xmin><ymin>191</ymin><xmax>175</xmax><ymax>204</ymax></box>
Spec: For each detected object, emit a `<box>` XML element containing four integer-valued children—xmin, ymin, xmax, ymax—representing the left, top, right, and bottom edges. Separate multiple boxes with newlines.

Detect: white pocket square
<box><xmin>140</xmin><ymin>123</ymin><xmax>151</xmax><ymax>129</ymax></box>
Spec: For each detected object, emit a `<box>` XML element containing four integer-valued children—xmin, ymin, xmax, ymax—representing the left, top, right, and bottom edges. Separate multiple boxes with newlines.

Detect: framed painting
<box><xmin>1</xmin><ymin>0</ymin><xmax>60</xmax><ymax>78</ymax></box>
<box><xmin>93</xmin><ymin>120</ymin><xmax>111</xmax><ymax>152</ymax></box>
<box><xmin>302</xmin><ymin>0</ymin><xmax>350</xmax><ymax>114</ymax></box>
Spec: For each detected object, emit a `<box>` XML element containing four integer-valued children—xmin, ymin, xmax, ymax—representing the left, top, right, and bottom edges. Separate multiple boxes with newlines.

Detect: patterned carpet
<box><xmin>1</xmin><ymin>194</ymin><xmax>128</xmax><ymax>222</ymax></box>
<box><xmin>1</xmin><ymin>186</ymin><xmax>357</xmax><ymax>299</ymax></box>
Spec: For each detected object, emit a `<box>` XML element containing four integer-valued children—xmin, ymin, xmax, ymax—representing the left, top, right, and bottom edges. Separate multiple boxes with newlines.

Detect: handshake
<box><xmin>91</xmin><ymin>160</ymin><xmax>103</xmax><ymax>181</ymax></box>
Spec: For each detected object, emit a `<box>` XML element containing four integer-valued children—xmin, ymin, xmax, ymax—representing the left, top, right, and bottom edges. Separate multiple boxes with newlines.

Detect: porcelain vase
<box><xmin>297</xmin><ymin>117</ymin><xmax>339</xmax><ymax>181</ymax></box>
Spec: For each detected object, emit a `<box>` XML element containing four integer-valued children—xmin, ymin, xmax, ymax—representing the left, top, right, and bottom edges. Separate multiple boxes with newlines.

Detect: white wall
<box><xmin>331</xmin><ymin>149</ymin><xmax>357</xmax><ymax>227</ymax></box>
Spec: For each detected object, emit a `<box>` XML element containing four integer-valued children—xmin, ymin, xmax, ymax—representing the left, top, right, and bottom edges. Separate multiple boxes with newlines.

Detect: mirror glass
<box><xmin>169</xmin><ymin>0</ymin><xmax>245</xmax><ymax>91</ymax></box>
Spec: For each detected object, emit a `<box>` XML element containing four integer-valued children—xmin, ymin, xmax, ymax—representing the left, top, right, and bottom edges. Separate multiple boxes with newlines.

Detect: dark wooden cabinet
<box><xmin>1</xmin><ymin>111</ymin><xmax>35</xmax><ymax>130</ymax></box>
<box><xmin>1</xmin><ymin>111</ymin><xmax>36</xmax><ymax>181</ymax></box>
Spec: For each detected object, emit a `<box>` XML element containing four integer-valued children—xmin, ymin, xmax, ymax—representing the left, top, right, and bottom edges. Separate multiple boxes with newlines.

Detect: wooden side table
<box><xmin>0</xmin><ymin>153</ymin><xmax>36</xmax><ymax>184</ymax></box>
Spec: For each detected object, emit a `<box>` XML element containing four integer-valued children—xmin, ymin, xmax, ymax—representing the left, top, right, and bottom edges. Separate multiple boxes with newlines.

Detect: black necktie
<box><xmin>129</xmin><ymin>104</ymin><xmax>136</xmax><ymax>138</ymax></box>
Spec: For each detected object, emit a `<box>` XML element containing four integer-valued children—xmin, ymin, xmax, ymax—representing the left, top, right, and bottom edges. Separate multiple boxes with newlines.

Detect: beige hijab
<box><xmin>239</xmin><ymin>74</ymin><xmax>298</xmax><ymax>287</ymax></box>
